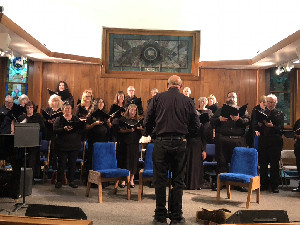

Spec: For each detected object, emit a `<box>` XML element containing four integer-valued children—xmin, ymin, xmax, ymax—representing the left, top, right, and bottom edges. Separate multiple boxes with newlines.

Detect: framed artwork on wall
<box><xmin>101</xmin><ymin>27</ymin><xmax>200</xmax><ymax>78</ymax></box>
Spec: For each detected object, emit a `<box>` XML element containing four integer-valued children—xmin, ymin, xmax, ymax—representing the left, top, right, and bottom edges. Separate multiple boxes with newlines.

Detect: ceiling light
<box><xmin>275</xmin><ymin>67</ymin><xmax>282</xmax><ymax>75</ymax></box>
<box><xmin>286</xmin><ymin>62</ymin><xmax>294</xmax><ymax>72</ymax></box>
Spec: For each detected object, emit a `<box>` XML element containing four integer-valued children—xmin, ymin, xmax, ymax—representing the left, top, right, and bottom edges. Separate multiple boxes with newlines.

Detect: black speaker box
<box><xmin>25</xmin><ymin>204</ymin><xmax>87</xmax><ymax>220</ymax></box>
<box><xmin>226</xmin><ymin>210</ymin><xmax>289</xmax><ymax>224</ymax></box>
<box><xmin>20</xmin><ymin>167</ymin><xmax>33</xmax><ymax>196</ymax></box>
<box><xmin>0</xmin><ymin>168</ymin><xmax>32</xmax><ymax>197</ymax></box>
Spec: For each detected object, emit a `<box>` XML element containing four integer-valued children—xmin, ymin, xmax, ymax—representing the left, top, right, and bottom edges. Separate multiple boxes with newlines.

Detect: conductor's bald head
<box><xmin>168</xmin><ymin>75</ymin><xmax>182</xmax><ymax>89</ymax></box>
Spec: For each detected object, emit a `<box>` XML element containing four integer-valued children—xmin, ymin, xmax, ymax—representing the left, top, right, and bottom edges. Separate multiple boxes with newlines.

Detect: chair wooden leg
<box><xmin>216</xmin><ymin>175</ymin><xmax>221</xmax><ymax>203</ymax></box>
<box><xmin>114</xmin><ymin>181</ymin><xmax>118</xmax><ymax>194</ymax></box>
<box><xmin>138</xmin><ymin>176</ymin><xmax>143</xmax><ymax>202</ymax></box>
<box><xmin>227</xmin><ymin>185</ymin><xmax>231</xmax><ymax>199</ymax></box>
<box><xmin>85</xmin><ymin>182</ymin><xmax>91</xmax><ymax>197</ymax></box>
<box><xmin>98</xmin><ymin>181</ymin><xmax>103</xmax><ymax>203</ymax></box>
<box><xmin>256</xmin><ymin>188</ymin><xmax>260</xmax><ymax>204</ymax></box>
<box><xmin>127</xmin><ymin>175</ymin><xmax>131</xmax><ymax>200</ymax></box>
<box><xmin>246</xmin><ymin>188</ymin><xmax>253</xmax><ymax>209</ymax></box>
<box><xmin>80</xmin><ymin>163</ymin><xmax>84</xmax><ymax>185</ymax></box>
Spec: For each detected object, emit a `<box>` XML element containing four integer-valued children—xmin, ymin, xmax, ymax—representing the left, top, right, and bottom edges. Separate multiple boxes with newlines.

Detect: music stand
<box><xmin>13</xmin><ymin>123</ymin><xmax>40</xmax><ymax>212</ymax></box>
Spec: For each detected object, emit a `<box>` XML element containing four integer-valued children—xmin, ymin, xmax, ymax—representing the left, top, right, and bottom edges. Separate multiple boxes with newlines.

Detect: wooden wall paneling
<box><xmin>140</xmin><ymin>79</ymin><xmax>150</xmax><ymax>110</ymax></box>
<box><xmin>258</xmin><ymin>69</ymin><xmax>266</xmax><ymax>100</ymax></box>
<box><xmin>36</xmin><ymin>62</ymin><xmax>267</xmax><ymax>120</ymax></box>
<box><xmin>0</xmin><ymin>58</ymin><xmax>8</xmax><ymax>105</ymax></box>
<box><xmin>28</xmin><ymin>61</ymin><xmax>43</xmax><ymax>112</ymax></box>
<box><xmin>296</xmin><ymin>70</ymin><xmax>300</xmax><ymax>120</ymax></box>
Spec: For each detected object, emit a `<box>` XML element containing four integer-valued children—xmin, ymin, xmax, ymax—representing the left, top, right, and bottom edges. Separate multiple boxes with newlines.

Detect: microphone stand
<box><xmin>12</xmin><ymin>147</ymin><xmax>28</xmax><ymax>212</ymax></box>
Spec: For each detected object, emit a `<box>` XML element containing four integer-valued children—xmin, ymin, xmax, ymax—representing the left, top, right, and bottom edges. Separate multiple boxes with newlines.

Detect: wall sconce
<box><xmin>286</xmin><ymin>61</ymin><xmax>294</xmax><ymax>72</ymax></box>
<box><xmin>275</xmin><ymin>62</ymin><xmax>294</xmax><ymax>75</ymax></box>
<box><xmin>275</xmin><ymin>66</ymin><xmax>284</xmax><ymax>75</ymax></box>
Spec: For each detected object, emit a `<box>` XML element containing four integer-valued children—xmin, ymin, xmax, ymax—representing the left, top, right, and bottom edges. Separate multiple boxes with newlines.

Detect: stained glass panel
<box><xmin>6</xmin><ymin>83</ymin><xmax>28</xmax><ymax>104</ymax></box>
<box><xmin>7</xmin><ymin>57</ymin><xmax>28</xmax><ymax>83</ymax></box>
<box><xmin>109</xmin><ymin>34</ymin><xmax>193</xmax><ymax>73</ymax></box>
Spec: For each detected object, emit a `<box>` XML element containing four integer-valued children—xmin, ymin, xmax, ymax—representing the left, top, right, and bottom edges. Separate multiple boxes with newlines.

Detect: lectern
<box><xmin>13</xmin><ymin>123</ymin><xmax>40</xmax><ymax>212</ymax></box>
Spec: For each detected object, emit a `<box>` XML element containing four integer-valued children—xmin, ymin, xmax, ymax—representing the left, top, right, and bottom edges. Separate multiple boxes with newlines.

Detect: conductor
<box><xmin>144</xmin><ymin>75</ymin><xmax>200</xmax><ymax>225</ymax></box>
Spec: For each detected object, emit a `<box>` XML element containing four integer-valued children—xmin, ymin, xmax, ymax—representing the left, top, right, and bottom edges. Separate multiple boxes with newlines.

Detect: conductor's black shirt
<box><xmin>144</xmin><ymin>87</ymin><xmax>200</xmax><ymax>136</ymax></box>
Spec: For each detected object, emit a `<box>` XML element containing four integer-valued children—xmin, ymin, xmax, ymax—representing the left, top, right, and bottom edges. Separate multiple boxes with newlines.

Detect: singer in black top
<box><xmin>43</xmin><ymin>94</ymin><xmax>63</xmax><ymax>170</ymax></box>
<box><xmin>17</xmin><ymin>101</ymin><xmax>45</xmax><ymax>179</ymax></box>
<box><xmin>75</xmin><ymin>90</ymin><xmax>94</xmax><ymax>121</ymax></box>
<box><xmin>292</xmin><ymin>119</ymin><xmax>300</xmax><ymax>192</ymax></box>
<box><xmin>118</xmin><ymin>104</ymin><xmax>143</xmax><ymax>188</ymax></box>
<box><xmin>109</xmin><ymin>91</ymin><xmax>126</xmax><ymax>142</ymax></box>
<box><xmin>85</xmin><ymin>98</ymin><xmax>112</xmax><ymax>181</ymax></box>
<box><xmin>207</xmin><ymin>94</ymin><xmax>219</xmax><ymax>114</ymax></box>
<box><xmin>124</xmin><ymin>86</ymin><xmax>143</xmax><ymax>115</ymax></box>
<box><xmin>144</xmin><ymin>75</ymin><xmax>200</xmax><ymax>225</ymax></box>
<box><xmin>55</xmin><ymin>81</ymin><xmax>74</xmax><ymax>108</ymax></box>
<box><xmin>246</xmin><ymin>95</ymin><xmax>267</xmax><ymax>148</ymax></box>
<box><xmin>256</xmin><ymin>94</ymin><xmax>284</xmax><ymax>193</ymax></box>
<box><xmin>211</xmin><ymin>92</ymin><xmax>250</xmax><ymax>177</ymax></box>
<box><xmin>0</xmin><ymin>95</ymin><xmax>14</xmax><ymax>134</ymax></box>
<box><xmin>53</xmin><ymin>102</ymin><xmax>85</xmax><ymax>189</ymax></box>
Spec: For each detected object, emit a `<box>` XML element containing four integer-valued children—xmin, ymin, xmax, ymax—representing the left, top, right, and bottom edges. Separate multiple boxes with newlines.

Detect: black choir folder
<box><xmin>90</xmin><ymin>109</ymin><xmax>111</xmax><ymax>120</ymax></box>
<box><xmin>255</xmin><ymin>109</ymin><xmax>271</xmax><ymax>123</ymax></box>
<box><xmin>121</xmin><ymin>118</ymin><xmax>144</xmax><ymax>129</ymax></box>
<box><xmin>221</xmin><ymin>104</ymin><xmax>248</xmax><ymax>118</ymax></box>
<box><xmin>294</xmin><ymin>127</ymin><xmax>300</xmax><ymax>135</ymax></box>
<box><xmin>199</xmin><ymin>113</ymin><xmax>210</xmax><ymax>123</ymax></box>
<box><xmin>42</xmin><ymin>110</ymin><xmax>63</xmax><ymax>120</ymax></box>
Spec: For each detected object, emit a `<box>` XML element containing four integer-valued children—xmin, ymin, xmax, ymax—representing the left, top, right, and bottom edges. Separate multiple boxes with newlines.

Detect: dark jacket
<box><xmin>211</xmin><ymin>105</ymin><xmax>250</xmax><ymax>137</ymax></box>
<box><xmin>124</xmin><ymin>96</ymin><xmax>143</xmax><ymax>115</ymax></box>
<box><xmin>53</xmin><ymin>115</ymin><xmax>85</xmax><ymax>151</ymax></box>
<box><xmin>144</xmin><ymin>87</ymin><xmax>200</xmax><ymax>136</ymax></box>
<box><xmin>257</xmin><ymin>108</ymin><xmax>284</xmax><ymax>137</ymax></box>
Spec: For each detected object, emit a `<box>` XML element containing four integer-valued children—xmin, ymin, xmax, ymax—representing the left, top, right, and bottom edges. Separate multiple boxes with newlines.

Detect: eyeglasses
<box><xmin>5</xmin><ymin>101</ymin><xmax>13</xmax><ymax>104</ymax></box>
<box><xmin>26</xmin><ymin>107</ymin><xmax>34</xmax><ymax>109</ymax></box>
<box><xmin>267</xmin><ymin>101</ymin><xmax>276</xmax><ymax>104</ymax></box>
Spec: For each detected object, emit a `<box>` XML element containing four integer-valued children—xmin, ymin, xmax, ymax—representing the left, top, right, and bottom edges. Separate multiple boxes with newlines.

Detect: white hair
<box><xmin>266</xmin><ymin>94</ymin><xmax>278</xmax><ymax>103</ymax></box>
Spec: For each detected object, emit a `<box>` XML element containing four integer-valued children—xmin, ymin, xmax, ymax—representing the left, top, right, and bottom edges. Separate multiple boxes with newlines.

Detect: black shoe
<box><xmin>130</xmin><ymin>184</ymin><xmax>135</xmax><ymax>188</ymax></box>
<box><xmin>55</xmin><ymin>182</ymin><xmax>62</xmax><ymax>189</ymax></box>
<box><xmin>234</xmin><ymin>186</ymin><xmax>248</xmax><ymax>192</ymax></box>
<box><xmin>211</xmin><ymin>183</ymin><xmax>217</xmax><ymax>191</ymax></box>
<box><xmin>69</xmin><ymin>182</ymin><xmax>78</xmax><ymax>188</ymax></box>
<box><xmin>292</xmin><ymin>187</ymin><xmax>300</xmax><ymax>192</ymax></box>
<box><xmin>260</xmin><ymin>185</ymin><xmax>268</xmax><ymax>191</ymax></box>
<box><xmin>119</xmin><ymin>183</ymin><xmax>125</xmax><ymax>188</ymax></box>
<box><xmin>170</xmin><ymin>217</ymin><xmax>186</xmax><ymax>224</ymax></box>
<box><xmin>272</xmin><ymin>188</ymin><xmax>279</xmax><ymax>193</ymax></box>
<box><xmin>153</xmin><ymin>218</ymin><xmax>168</xmax><ymax>225</ymax></box>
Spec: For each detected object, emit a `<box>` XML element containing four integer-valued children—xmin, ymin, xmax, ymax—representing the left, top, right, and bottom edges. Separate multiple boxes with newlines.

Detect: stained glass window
<box><xmin>270</xmin><ymin>67</ymin><xmax>290</xmax><ymax>126</ymax></box>
<box><xmin>109</xmin><ymin>34</ymin><xmax>193</xmax><ymax>73</ymax></box>
<box><xmin>6</xmin><ymin>57</ymin><xmax>28</xmax><ymax>104</ymax></box>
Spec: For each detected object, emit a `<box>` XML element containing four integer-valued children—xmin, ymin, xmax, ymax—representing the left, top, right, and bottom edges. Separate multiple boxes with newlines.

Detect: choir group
<box><xmin>1</xmin><ymin>80</ymin><xmax>300</xmax><ymax>198</ymax></box>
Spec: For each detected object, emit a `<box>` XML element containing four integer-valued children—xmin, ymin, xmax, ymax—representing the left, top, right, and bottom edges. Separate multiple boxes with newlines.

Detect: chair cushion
<box><xmin>142</xmin><ymin>170</ymin><xmax>153</xmax><ymax>178</ymax></box>
<box><xmin>219</xmin><ymin>173</ymin><xmax>253</xmax><ymax>183</ymax></box>
<box><xmin>96</xmin><ymin>169</ymin><xmax>129</xmax><ymax>178</ymax></box>
<box><xmin>93</xmin><ymin>142</ymin><xmax>117</xmax><ymax>170</ymax></box>
<box><xmin>230</xmin><ymin>147</ymin><xmax>257</xmax><ymax>176</ymax></box>
<box><xmin>144</xmin><ymin>143</ymin><xmax>154</xmax><ymax>170</ymax></box>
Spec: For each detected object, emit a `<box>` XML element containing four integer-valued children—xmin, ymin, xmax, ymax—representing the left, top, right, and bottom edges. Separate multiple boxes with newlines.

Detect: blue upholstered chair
<box><xmin>85</xmin><ymin>142</ymin><xmax>131</xmax><ymax>203</ymax></box>
<box><xmin>76</xmin><ymin>141</ymin><xmax>86</xmax><ymax>184</ymax></box>
<box><xmin>40</xmin><ymin>139</ymin><xmax>51</xmax><ymax>183</ymax></box>
<box><xmin>138</xmin><ymin>143</ymin><xmax>154</xmax><ymax>202</ymax></box>
<box><xmin>216</xmin><ymin>147</ymin><xmax>260</xmax><ymax>209</ymax></box>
